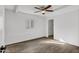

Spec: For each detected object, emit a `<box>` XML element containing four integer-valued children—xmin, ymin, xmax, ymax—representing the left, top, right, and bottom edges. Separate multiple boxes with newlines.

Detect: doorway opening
<box><xmin>48</xmin><ymin>20</ymin><xmax>54</xmax><ymax>39</ymax></box>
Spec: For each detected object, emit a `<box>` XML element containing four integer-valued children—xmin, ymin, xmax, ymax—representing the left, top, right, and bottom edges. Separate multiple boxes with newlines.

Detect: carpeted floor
<box><xmin>6</xmin><ymin>37</ymin><xmax>79</xmax><ymax>53</ymax></box>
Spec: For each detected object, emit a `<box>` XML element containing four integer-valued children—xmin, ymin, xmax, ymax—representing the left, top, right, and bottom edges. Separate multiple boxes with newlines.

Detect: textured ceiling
<box><xmin>3</xmin><ymin>5</ymin><xmax>67</xmax><ymax>16</ymax></box>
<box><xmin>17</xmin><ymin>5</ymin><xmax>64</xmax><ymax>14</ymax></box>
<box><xmin>4</xmin><ymin>5</ymin><xmax>65</xmax><ymax>15</ymax></box>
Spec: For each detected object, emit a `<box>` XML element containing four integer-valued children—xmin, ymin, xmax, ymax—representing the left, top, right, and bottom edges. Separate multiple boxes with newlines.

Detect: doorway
<box><xmin>48</xmin><ymin>20</ymin><xmax>54</xmax><ymax>39</ymax></box>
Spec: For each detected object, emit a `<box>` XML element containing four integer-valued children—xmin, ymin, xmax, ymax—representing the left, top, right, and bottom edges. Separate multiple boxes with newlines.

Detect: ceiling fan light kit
<box><xmin>41</xmin><ymin>11</ymin><xmax>45</xmax><ymax>15</ymax></box>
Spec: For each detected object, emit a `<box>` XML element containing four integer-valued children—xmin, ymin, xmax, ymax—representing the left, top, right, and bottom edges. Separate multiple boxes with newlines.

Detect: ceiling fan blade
<box><xmin>44</xmin><ymin>5</ymin><xmax>52</xmax><ymax>10</ymax></box>
<box><xmin>34</xmin><ymin>7</ymin><xmax>41</xmax><ymax>10</ymax></box>
<box><xmin>34</xmin><ymin>11</ymin><xmax>41</xmax><ymax>13</ymax></box>
<box><xmin>46</xmin><ymin>10</ymin><xmax>53</xmax><ymax>12</ymax></box>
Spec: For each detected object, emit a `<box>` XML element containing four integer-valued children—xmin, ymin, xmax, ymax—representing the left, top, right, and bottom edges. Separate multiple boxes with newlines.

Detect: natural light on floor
<box><xmin>40</xmin><ymin>39</ymin><xmax>65</xmax><ymax>44</ymax></box>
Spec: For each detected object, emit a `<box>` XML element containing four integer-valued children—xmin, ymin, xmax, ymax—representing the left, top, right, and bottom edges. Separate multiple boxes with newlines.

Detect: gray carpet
<box><xmin>6</xmin><ymin>38</ymin><xmax>79</xmax><ymax>53</ymax></box>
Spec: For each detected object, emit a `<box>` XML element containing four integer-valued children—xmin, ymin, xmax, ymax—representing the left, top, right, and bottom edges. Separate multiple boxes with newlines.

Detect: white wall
<box><xmin>0</xmin><ymin>6</ymin><xmax>5</xmax><ymax>47</ymax></box>
<box><xmin>5</xmin><ymin>10</ymin><xmax>47</xmax><ymax>45</ymax></box>
<box><xmin>53</xmin><ymin>8</ymin><xmax>79</xmax><ymax>46</ymax></box>
<box><xmin>0</xmin><ymin>16</ymin><xmax>3</xmax><ymax>46</ymax></box>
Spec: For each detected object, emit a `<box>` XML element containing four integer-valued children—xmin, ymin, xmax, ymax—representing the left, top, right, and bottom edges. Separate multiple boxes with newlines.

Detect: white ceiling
<box><xmin>17</xmin><ymin>5</ymin><xmax>64</xmax><ymax>14</ymax></box>
<box><xmin>0</xmin><ymin>5</ymin><xmax>64</xmax><ymax>15</ymax></box>
<box><xmin>5</xmin><ymin>5</ymin><xmax>65</xmax><ymax>16</ymax></box>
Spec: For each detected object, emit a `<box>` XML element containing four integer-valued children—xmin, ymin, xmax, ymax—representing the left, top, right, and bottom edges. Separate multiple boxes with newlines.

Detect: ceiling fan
<box><xmin>34</xmin><ymin>5</ymin><xmax>53</xmax><ymax>15</ymax></box>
